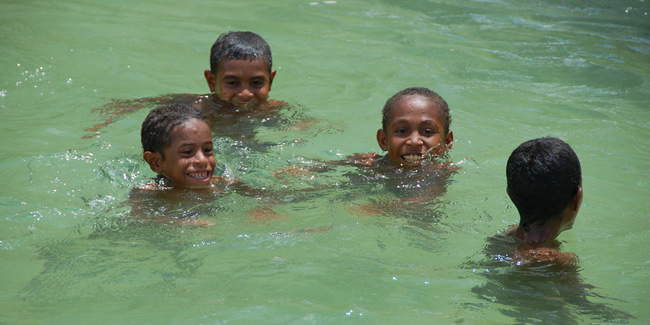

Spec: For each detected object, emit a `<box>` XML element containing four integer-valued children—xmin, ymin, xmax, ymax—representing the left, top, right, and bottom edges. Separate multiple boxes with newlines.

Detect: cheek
<box><xmin>217</xmin><ymin>83</ymin><xmax>234</xmax><ymax>95</ymax></box>
<box><xmin>428</xmin><ymin>135</ymin><xmax>444</xmax><ymax>147</ymax></box>
<box><xmin>389</xmin><ymin>137</ymin><xmax>402</xmax><ymax>149</ymax></box>
<box><xmin>424</xmin><ymin>136</ymin><xmax>445</xmax><ymax>154</ymax></box>
<box><xmin>256</xmin><ymin>88</ymin><xmax>270</xmax><ymax>98</ymax></box>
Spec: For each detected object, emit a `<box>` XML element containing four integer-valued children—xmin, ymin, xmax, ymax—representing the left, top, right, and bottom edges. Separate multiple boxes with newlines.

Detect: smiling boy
<box><xmin>140</xmin><ymin>104</ymin><xmax>218</xmax><ymax>188</ymax></box>
<box><xmin>200</xmin><ymin>31</ymin><xmax>281</xmax><ymax>112</ymax></box>
<box><xmin>84</xmin><ymin>31</ymin><xmax>285</xmax><ymax>139</ymax></box>
<box><xmin>342</xmin><ymin>87</ymin><xmax>453</xmax><ymax>168</ymax></box>
<box><xmin>377</xmin><ymin>87</ymin><xmax>453</xmax><ymax>166</ymax></box>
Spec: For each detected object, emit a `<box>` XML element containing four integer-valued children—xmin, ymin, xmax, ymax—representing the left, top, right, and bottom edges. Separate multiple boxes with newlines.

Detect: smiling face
<box><xmin>377</xmin><ymin>95</ymin><xmax>453</xmax><ymax>166</ymax></box>
<box><xmin>144</xmin><ymin>118</ymin><xmax>217</xmax><ymax>188</ymax></box>
<box><xmin>204</xmin><ymin>58</ymin><xmax>276</xmax><ymax>109</ymax></box>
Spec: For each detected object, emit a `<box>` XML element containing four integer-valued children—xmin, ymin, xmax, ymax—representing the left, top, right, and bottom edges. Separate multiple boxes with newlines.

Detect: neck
<box><xmin>514</xmin><ymin>217</ymin><xmax>562</xmax><ymax>247</ymax></box>
<box><xmin>155</xmin><ymin>175</ymin><xmax>172</xmax><ymax>187</ymax></box>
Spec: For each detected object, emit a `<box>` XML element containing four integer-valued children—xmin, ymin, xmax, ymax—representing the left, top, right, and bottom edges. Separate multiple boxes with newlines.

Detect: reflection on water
<box><xmin>85</xmin><ymin>93</ymin><xmax>341</xmax><ymax>153</ymax></box>
<box><xmin>22</xmin><ymin>225</ymin><xmax>210</xmax><ymax>304</ymax></box>
<box><xmin>466</xmin><ymin>232</ymin><xmax>634</xmax><ymax>324</ymax></box>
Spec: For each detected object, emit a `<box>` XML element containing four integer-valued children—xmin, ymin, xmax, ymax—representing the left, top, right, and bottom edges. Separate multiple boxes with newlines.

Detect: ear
<box><xmin>268</xmin><ymin>69</ymin><xmax>277</xmax><ymax>91</ymax></box>
<box><xmin>377</xmin><ymin>129</ymin><xmax>388</xmax><ymax>151</ymax></box>
<box><xmin>570</xmin><ymin>186</ymin><xmax>583</xmax><ymax>211</ymax></box>
<box><xmin>204</xmin><ymin>69</ymin><xmax>217</xmax><ymax>93</ymax></box>
<box><xmin>444</xmin><ymin>130</ymin><xmax>454</xmax><ymax>152</ymax></box>
<box><xmin>143</xmin><ymin>151</ymin><xmax>163</xmax><ymax>174</ymax></box>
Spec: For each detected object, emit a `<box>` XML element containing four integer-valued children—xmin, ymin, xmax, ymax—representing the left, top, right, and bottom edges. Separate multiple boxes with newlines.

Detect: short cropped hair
<box><xmin>382</xmin><ymin>87</ymin><xmax>452</xmax><ymax>134</ymax></box>
<box><xmin>506</xmin><ymin>137</ymin><xmax>582</xmax><ymax>226</ymax></box>
<box><xmin>141</xmin><ymin>104</ymin><xmax>209</xmax><ymax>158</ymax></box>
<box><xmin>209</xmin><ymin>31</ymin><xmax>272</xmax><ymax>74</ymax></box>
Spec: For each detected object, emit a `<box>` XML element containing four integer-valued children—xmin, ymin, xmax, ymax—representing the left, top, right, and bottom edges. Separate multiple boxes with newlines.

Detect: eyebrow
<box><xmin>180</xmin><ymin>140</ymin><xmax>212</xmax><ymax>145</ymax></box>
<box><xmin>391</xmin><ymin>119</ymin><xmax>436</xmax><ymax>125</ymax></box>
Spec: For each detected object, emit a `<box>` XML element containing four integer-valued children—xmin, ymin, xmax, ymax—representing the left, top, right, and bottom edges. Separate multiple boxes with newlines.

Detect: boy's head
<box><xmin>376</xmin><ymin>87</ymin><xmax>453</xmax><ymax>166</ymax></box>
<box><xmin>203</xmin><ymin>31</ymin><xmax>276</xmax><ymax>109</ymax></box>
<box><xmin>141</xmin><ymin>104</ymin><xmax>217</xmax><ymax>188</ymax></box>
<box><xmin>507</xmin><ymin>137</ymin><xmax>583</xmax><ymax>239</ymax></box>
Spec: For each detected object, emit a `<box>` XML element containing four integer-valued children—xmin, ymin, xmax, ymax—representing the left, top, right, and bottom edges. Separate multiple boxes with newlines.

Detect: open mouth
<box><xmin>187</xmin><ymin>171</ymin><xmax>211</xmax><ymax>181</ymax></box>
<box><xmin>402</xmin><ymin>154</ymin><xmax>423</xmax><ymax>164</ymax></box>
<box><xmin>233</xmin><ymin>100</ymin><xmax>257</xmax><ymax>109</ymax></box>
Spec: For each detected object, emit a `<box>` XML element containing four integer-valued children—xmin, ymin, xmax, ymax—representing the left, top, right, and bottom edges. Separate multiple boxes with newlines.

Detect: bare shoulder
<box><xmin>515</xmin><ymin>247</ymin><xmax>578</xmax><ymax>267</ymax></box>
<box><xmin>266</xmin><ymin>99</ymin><xmax>289</xmax><ymax>109</ymax></box>
<box><xmin>134</xmin><ymin>181</ymin><xmax>166</xmax><ymax>191</ymax></box>
<box><xmin>211</xmin><ymin>175</ymin><xmax>233</xmax><ymax>185</ymax></box>
<box><xmin>345</xmin><ymin>152</ymin><xmax>382</xmax><ymax>167</ymax></box>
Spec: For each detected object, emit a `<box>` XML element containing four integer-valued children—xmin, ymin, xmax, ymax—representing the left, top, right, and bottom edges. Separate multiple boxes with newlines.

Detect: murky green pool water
<box><xmin>1</xmin><ymin>0</ymin><xmax>648</xmax><ymax>323</ymax></box>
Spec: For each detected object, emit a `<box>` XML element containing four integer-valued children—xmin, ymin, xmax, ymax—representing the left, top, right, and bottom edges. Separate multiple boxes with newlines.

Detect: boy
<box><xmin>84</xmin><ymin>31</ymin><xmax>285</xmax><ymax>138</ymax></box>
<box><xmin>504</xmin><ymin>137</ymin><xmax>583</xmax><ymax>265</ymax></box>
<box><xmin>130</xmin><ymin>103</ymin><xmax>224</xmax><ymax>225</ymax></box>
<box><xmin>140</xmin><ymin>104</ymin><xmax>220</xmax><ymax>189</ymax></box>
<box><xmin>344</xmin><ymin>87</ymin><xmax>454</xmax><ymax>167</ymax></box>
<box><xmin>201</xmin><ymin>31</ymin><xmax>281</xmax><ymax>112</ymax></box>
<box><xmin>134</xmin><ymin>103</ymin><xmax>283</xmax><ymax>224</ymax></box>
<box><xmin>273</xmin><ymin>87</ymin><xmax>456</xmax><ymax>220</ymax></box>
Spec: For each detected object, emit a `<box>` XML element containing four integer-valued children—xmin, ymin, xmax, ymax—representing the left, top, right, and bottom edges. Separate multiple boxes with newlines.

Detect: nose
<box><xmin>193</xmin><ymin>150</ymin><xmax>208</xmax><ymax>167</ymax></box>
<box><xmin>406</xmin><ymin>132</ymin><xmax>423</xmax><ymax>146</ymax></box>
<box><xmin>238</xmin><ymin>87</ymin><xmax>254</xmax><ymax>98</ymax></box>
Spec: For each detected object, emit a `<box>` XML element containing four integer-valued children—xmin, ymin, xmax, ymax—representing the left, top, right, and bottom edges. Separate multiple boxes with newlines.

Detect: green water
<box><xmin>1</xmin><ymin>0</ymin><xmax>648</xmax><ymax>323</ymax></box>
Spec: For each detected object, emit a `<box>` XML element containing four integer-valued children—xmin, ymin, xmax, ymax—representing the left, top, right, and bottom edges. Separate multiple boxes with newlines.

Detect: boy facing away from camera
<box><xmin>502</xmin><ymin>137</ymin><xmax>583</xmax><ymax>266</ymax></box>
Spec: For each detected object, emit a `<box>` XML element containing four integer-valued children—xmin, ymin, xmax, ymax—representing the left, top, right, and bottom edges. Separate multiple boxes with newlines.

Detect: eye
<box><xmin>203</xmin><ymin>146</ymin><xmax>214</xmax><ymax>154</ymax></box>
<box><xmin>181</xmin><ymin>149</ymin><xmax>193</xmax><ymax>156</ymax></box>
<box><xmin>395</xmin><ymin>128</ymin><xmax>408</xmax><ymax>134</ymax></box>
<box><xmin>251</xmin><ymin>80</ymin><xmax>265</xmax><ymax>87</ymax></box>
<box><xmin>422</xmin><ymin>129</ymin><xmax>436</xmax><ymax>136</ymax></box>
<box><xmin>225</xmin><ymin>80</ymin><xmax>239</xmax><ymax>87</ymax></box>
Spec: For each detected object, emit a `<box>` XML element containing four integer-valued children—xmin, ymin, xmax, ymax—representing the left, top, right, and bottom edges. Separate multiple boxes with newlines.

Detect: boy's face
<box><xmin>144</xmin><ymin>119</ymin><xmax>217</xmax><ymax>188</ymax></box>
<box><xmin>376</xmin><ymin>95</ymin><xmax>453</xmax><ymax>166</ymax></box>
<box><xmin>204</xmin><ymin>59</ymin><xmax>276</xmax><ymax>109</ymax></box>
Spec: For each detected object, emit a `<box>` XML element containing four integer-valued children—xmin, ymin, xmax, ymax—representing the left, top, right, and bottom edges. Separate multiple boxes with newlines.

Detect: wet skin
<box><xmin>144</xmin><ymin>119</ymin><xmax>217</xmax><ymax>188</ymax></box>
<box><xmin>377</xmin><ymin>95</ymin><xmax>453</xmax><ymax>166</ymax></box>
<box><xmin>204</xmin><ymin>58</ymin><xmax>276</xmax><ymax>110</ymax></box>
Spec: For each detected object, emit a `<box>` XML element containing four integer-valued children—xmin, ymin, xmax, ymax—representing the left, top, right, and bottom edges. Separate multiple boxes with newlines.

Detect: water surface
<box><xmin>1</xmin><ymin>0</ymin><xmax>648</xmax><ymax>323</ymax></box>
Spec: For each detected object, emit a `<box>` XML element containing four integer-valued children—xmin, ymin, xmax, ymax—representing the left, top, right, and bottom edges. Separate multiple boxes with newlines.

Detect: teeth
<box><xmin>402</xmin><ymin>154</ymin><xmax>423</xmax><ymax>163</ymax></box>
<box><xmin>189</xmin><ymin>172</ymin><xmax>209</xmax><ymax>179</ymax></box>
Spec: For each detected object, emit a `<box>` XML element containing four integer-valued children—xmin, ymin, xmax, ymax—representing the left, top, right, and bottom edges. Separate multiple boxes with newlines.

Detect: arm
<box><xmin>83</xmin><ymin>93</ymin><xmax>205</xmax><ymax>138</ymax></box>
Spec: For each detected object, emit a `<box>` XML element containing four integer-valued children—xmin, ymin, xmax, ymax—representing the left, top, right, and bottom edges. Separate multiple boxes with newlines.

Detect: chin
<box><xmin>233</xmin><ymin>101</ymin><xmax>260</xmax><ymax>109</ymax></box>
<box><xmin>183</xmin><ymin>183</ymin><xmax>212</xmax><ymax>189</ymax></box>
